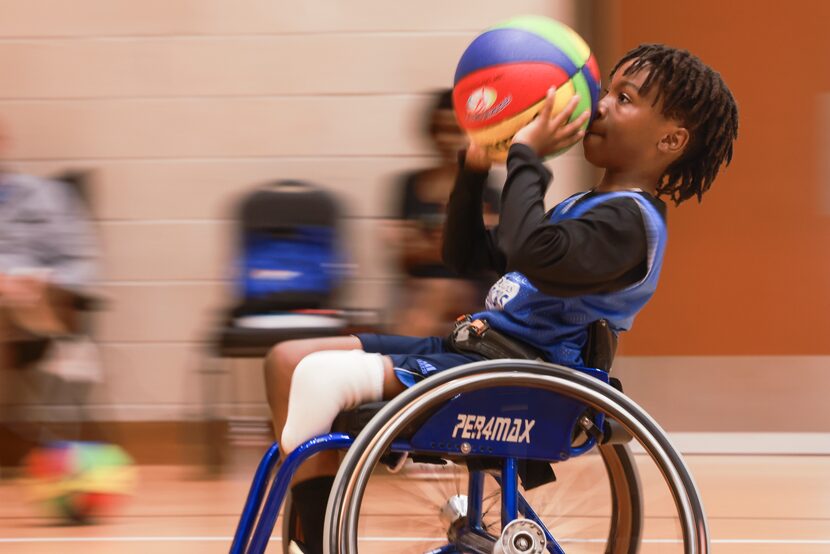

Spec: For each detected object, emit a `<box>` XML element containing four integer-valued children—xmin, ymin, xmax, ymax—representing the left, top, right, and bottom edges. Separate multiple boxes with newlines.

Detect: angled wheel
<box><xmin>325</xmin><ymin>360</ymin><xmax>708</xmax><ymax>554</ymax></box>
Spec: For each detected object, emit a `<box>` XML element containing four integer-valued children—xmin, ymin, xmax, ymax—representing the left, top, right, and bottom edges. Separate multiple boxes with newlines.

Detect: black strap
<box><xmin>447</xmin><ymin>317</ymin><xmax>545</xmax><ymax>361</ymax></box>
<box><xmin>450</xmin><ymin>316</ymin><xmax>618</xmax><ymax>372</ymax></box>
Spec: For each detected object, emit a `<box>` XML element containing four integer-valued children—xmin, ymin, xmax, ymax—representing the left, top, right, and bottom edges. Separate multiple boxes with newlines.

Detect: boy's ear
<box><xmin>658</xmin><ymin>126</ymin><xmax>689</xmax><ymax>155</ymax></box>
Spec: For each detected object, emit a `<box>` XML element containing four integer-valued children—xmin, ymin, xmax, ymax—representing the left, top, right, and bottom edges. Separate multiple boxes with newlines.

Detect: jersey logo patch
<box><xmin>485</xmin><ymin>275</ymin><xmax>520</xmax><ymax>310</ymax></box>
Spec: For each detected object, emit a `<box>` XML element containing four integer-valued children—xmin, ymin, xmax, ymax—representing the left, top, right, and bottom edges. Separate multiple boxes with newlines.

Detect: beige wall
<box><xmin>0</xmin><ymin>1</ymin><xmax>587</xmax><ymax>421</ymax></box>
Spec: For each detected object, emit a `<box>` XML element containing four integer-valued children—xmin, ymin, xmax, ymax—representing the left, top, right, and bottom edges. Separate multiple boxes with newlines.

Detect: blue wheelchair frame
<box><xmin>231</xmin><ymin>366</ymin><xmax>611</xmax><ymax>554</ymax></box>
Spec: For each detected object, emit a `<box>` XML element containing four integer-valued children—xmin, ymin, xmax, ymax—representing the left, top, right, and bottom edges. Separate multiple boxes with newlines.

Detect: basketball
<box><xmin>23</xmin><ymin>441</ymin><xmax>137</xmax><ymax>523</ymax></box>
<box><xmin>453</xmin><ymin>15</ymin><xmax>601</xmax><ymax>162</ymax></box>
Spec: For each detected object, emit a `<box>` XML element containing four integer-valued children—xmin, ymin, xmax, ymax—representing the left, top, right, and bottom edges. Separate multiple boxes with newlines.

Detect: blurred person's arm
<box><xmin>442</xmin><ymin>148</ymin><xmax>505</xmax><ymax>276</ymax></box>
<box><xmin>47</xmin><ymin>181</ymin><xmax>98</xmax><ymax>293</ymax></box>
<box><xmin>0</xmin><ymin>174</ymin><xmax>98</xmax><ymax>314</ymax></box>
<box><xmin>399</xmin><ymin>224</ymin><xmax>443</xmax><ymax>271</ymax></box>
<box><xmin>0</xmin><ymin>177</ymin><xmax>98</xmax><ymax>297</ymax></box>
<box><xmin>389</xmin><ymin>172</ymin><xmax>445</xmax><ymax>272</ymax></box>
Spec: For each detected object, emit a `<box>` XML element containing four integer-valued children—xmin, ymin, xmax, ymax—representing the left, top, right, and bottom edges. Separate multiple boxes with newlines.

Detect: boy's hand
<box><xmin>464</xmin><ymin>142</ymin><xmax>492</xmax><ymax>172</ymax></box>
<box><xmin>512</xmin><ymin>87</ymin><xmax>590</xmax><ymax>158</ymax></box>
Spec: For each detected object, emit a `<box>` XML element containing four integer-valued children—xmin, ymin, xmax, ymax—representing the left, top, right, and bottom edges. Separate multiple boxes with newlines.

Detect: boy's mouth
<box><xmin>585</xmin><ymin>124</ymin><xmax>605</xmax><ymax>137</ymax></box>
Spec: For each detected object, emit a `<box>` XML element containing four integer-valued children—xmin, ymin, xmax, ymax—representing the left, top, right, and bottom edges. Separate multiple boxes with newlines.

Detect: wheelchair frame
<box><xmin>231</xmin><ymin>359</ymin><xmax>709</xmax><ymax>554</ymax></box>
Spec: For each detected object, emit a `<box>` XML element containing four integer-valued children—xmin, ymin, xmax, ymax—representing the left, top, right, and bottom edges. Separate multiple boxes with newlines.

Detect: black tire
<box><xmin>600</xmin><ymin>443</ymin><xmax>643</xmax><ymax>554</ymax></box>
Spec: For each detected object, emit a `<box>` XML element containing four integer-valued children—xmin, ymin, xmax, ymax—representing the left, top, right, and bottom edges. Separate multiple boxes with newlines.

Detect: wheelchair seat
<box><xmin>333</xmin><ymin>319</ymin><xmax>620</xmax><ymax>440</ymax></box>
<box><xmin>332</xmin><ymin>401</ymin><xmax>392</xmax><ymax>438</ymax></box>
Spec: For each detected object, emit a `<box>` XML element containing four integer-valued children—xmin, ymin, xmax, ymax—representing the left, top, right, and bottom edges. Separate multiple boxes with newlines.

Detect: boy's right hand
<box><xmin>512</xmin><ymin>87</ymin><xmax>590</xmax><ymax>158</ymax></box>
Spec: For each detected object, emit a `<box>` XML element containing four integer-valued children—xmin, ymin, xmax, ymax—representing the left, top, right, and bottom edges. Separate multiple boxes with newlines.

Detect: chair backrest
<box><xmin>232</xmin><ymin>180</ymin><xmax>345</xmax><ymax>316</ymax></box>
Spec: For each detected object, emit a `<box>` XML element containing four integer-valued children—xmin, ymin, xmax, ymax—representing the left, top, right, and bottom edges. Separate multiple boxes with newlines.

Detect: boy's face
<box><xmin>582</xmin><ymin>61</ymin><xmax>686</xmax><ymax>175</ymax></box>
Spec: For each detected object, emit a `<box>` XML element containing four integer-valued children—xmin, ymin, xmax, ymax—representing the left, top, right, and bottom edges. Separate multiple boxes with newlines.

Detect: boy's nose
<box><xmin>594</xmin><ymin>98</ymin><xmax>609</xmax><ymax>119</ymax></box>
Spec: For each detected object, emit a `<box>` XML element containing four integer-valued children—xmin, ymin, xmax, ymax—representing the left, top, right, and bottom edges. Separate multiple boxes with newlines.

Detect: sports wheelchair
<box><xmin>230</xmin><ymin>327</ymin><xmax>708</xmax><ymax>553</ymax></box>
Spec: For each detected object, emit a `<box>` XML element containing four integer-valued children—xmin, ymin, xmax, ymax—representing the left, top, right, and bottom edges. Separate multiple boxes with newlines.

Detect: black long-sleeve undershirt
<box><xmin>442</xmin><ymin>144</ymin><xmax>667</xmax><ymax>297</ymax></box>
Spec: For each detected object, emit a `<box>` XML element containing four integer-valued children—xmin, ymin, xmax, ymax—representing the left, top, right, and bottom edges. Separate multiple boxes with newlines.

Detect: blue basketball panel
<box><xmin>581</xmin><ymin>64</ymin><xmax>601</xmax><ymax>111</ymax></box>
<box><xmin>454</xmin><ymin>28</ymin><xmax>579</xmax><ymax>84</ymax></box>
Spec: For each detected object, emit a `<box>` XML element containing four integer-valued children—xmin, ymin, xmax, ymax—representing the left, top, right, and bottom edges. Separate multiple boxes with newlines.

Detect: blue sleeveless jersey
<box><xmin>472</xmin><ymin>191</ymin><xmax>667</xmax><ymax>367</ymax></box>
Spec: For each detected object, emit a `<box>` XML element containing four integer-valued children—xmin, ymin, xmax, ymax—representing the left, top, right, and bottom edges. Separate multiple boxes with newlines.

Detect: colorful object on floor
<box><xmin>23</xmin><ymin>441</ymin><xmax>137</xmax><ymax>523</ymax></box>
<box><xmin>453</xmin><ymin>15</ymin><xmax>600</xmax><ymax>162</ymax></box>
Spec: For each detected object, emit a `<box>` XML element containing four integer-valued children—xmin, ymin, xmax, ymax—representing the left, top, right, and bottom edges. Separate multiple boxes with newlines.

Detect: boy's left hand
<box><xmin>512</xmin><ymin>87</ymin><xmax>590</xmax><ymax>158</ymax></box>
<box><xmin>464</xmin><ymin>142</ymin><xmax>492</xmax><ymax>172</ymax></box>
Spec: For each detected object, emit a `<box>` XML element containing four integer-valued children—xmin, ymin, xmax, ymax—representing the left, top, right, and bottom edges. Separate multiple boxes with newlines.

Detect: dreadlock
<box><xmin>611</xmin><ymin>44</ymin><xmax>739</xmax><ymax>205</ymax></box>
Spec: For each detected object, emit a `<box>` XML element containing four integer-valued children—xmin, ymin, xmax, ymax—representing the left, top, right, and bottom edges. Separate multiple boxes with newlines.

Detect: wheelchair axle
<box><xmin>494</xmin><ymin>519</ymin><xmax>546</xmax><ymax>554</ymax></box>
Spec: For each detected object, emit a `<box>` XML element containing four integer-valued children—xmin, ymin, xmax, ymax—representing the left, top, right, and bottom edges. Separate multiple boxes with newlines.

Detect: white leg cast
<box><xmin>280</xmin><ymin>350</ymin><xmax>385</xmax><ymax>453</ymax></box>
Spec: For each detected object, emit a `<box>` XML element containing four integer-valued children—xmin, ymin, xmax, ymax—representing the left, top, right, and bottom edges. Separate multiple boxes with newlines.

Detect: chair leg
<box><xmin>200</xmin><ymin>355</ymin><xmax>227</xmax><ymax>474</ymax></box>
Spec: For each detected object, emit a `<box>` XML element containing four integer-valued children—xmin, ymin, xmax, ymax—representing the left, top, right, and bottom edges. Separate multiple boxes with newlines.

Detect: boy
<box><xmin>265</xmin><ymin>44</ymin><xmax>738</xmax><ymax>553</ymax></box>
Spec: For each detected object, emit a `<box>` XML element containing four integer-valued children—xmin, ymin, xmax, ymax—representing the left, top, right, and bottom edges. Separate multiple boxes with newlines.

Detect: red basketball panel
<box><xmin>453</xmin><ymin>62</ymin><xmax>570</xmax><ymax>131</ymax></box>
<box><xmin>586</xmin><ymin>54</ymin><xmax>600</xmax><ymax>82</ymax></box>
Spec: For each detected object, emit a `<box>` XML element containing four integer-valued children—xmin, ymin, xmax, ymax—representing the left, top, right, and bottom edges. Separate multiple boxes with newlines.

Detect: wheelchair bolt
<box><xmin>460</xmin><ymin>442</ymin><xmax>471</xmax><ymax>455</ymax></box>
<box><xmin>513</xmin><ymin>533</ymin><xmax>532</xmax><ymax>551</ymax></box>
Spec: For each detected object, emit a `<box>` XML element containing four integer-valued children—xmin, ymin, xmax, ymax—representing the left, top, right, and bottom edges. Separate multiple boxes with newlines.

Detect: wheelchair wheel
<box><xmin>327</xmin><ymin>441</ymin><xmax>641</xmax><ymax>553</ymax></box>
<box><xmin>325</xmin><ymin>360</ymin><xmax>708</xmax><ymax>554</ymax></box>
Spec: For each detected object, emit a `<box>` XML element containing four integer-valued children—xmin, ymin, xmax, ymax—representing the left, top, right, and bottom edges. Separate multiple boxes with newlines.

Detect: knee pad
<box><xmin>280</xmin><ymin>350</ymin><xmax>385</xmax><ymax>453</ymax></box>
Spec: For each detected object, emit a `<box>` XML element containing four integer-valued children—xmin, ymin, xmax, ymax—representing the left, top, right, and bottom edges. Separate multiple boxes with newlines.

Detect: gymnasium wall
<box><xmin>2</xmin><ymin>1</ymin><xmax>826</xmax><ymax>453</ymax></box>
<box><xmin>0</xmin><ymin>1</ymin><xmax>586</xmax><ymax>424</ymax></box>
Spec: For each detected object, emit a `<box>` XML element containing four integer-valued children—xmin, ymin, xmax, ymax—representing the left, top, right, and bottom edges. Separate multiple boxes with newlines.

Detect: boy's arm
<box><xmin>499</xmin><ymin>144</ymin><xmax>650</xmax><ymax>296</ymax></box>
<box><xmin>441</xmin><ymin>151</ymin><xmax>505</xmax><ymax>276</ymax></box>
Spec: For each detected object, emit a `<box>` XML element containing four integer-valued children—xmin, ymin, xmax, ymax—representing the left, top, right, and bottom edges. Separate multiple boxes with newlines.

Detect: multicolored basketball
<box><xmin>453</xmin><ymin>15</ymin><xmax>601</xmax><ymax>162</ymax></box>
<box><xmin>23</xmin><ymin>441</ymin><xmax>137</xmax><ymax>523</ymax></box>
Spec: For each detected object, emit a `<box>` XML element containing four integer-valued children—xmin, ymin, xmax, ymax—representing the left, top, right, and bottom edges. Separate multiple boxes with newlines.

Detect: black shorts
<box><xmin>356</xmin><ymin>333</ymin><xmax>484</xmax><ymax>388</ymax></box>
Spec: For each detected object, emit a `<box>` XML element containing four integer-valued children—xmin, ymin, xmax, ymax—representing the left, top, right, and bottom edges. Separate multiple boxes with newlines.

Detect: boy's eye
<box><xmin>618</xmin><ymin>93</ymin><xmax>631</xmax><ymax>104</ymax></box>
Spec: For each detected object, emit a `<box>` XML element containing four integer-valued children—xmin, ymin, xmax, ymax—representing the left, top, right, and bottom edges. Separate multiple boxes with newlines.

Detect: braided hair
<box><xmin>612</xmin><ymin>44</ymin><xmax>739</xmax><ymax>205</ymax></box>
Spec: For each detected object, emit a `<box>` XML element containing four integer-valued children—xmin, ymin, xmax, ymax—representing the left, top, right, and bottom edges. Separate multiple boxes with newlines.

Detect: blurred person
<box><xmin>388</xmin><ymin>89</ymin><xmax>500</xmax><ymax>336</ymax></box>
<box><xmin>0</xmin><ymin>124</ymin><xmax>99</xmax><ymax>381</ymax></box>
<box><xmin>266</xmin><ymin>44</ymin><xmax>738</xmax><ymax>554</ymax></box>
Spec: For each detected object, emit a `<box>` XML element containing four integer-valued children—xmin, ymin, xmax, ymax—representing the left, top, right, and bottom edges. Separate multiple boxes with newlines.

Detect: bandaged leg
<box><xmin>280</xmin><ymin>350</ymin><xmax>385</xmax><ymax>453</ymax></box>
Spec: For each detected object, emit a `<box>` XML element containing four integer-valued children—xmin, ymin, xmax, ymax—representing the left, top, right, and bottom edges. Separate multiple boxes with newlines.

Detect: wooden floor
<box><xmin>0</xmin><ymin>452</ymin><xmax>828</xmax><ymax>553</ymax></box>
